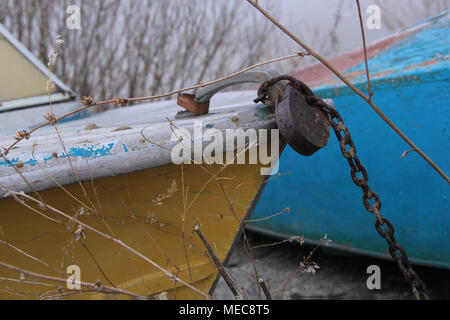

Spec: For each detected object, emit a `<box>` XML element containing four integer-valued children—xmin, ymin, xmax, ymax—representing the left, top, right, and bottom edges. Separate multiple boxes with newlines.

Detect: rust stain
<box><xmin>177</xmin><ymin>93</ymin><xmax>210</xmax><ymax>115</ymax></box>
<box><xmin>113</xmin><ymin>126</ymin><xmax>133</xmax><ymax>132</ymax></box>
<box><xmin>85</xmin><ymin>123</ymin><xmax>101</xmax><ymax>130</ymax></box>
<box><xmin>403</xmin><ymin>59</ymin><xmax>438</xmax><ymax>72</ymax></box>
<box><xmin>371</xmin><ymin>69</ymin><xmax>395</xmax><ymax>79</ymax></box>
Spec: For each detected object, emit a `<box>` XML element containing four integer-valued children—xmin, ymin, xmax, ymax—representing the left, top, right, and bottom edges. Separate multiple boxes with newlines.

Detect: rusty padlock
<box><xmin>276</xmin><ymin>84</ymin><xmax>331</xmax><ymax>156</ymax></box>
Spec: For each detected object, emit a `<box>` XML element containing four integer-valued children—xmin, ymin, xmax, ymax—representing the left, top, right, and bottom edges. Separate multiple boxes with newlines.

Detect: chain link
<box><xmin>257</xmin><ymin>76</ymin><xmax>430</xmax><ymax>300</ymax></box>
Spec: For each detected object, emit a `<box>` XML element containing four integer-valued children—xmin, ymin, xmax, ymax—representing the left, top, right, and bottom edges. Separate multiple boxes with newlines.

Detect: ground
<box><xmin>213</xmin><ymin>231</ymin><xmax>450</xmax><ymax>300</ymax></box>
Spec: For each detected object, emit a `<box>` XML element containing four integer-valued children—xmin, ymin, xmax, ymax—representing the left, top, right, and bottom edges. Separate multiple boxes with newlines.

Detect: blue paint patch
<box><xmin>0</xmin><ymin>157</ymin><xmax>38</xmax><ymax>167</ymax></box>
<box><xmin>43</xmin><ymin>156</ymin><xmax>54</xmax><ymax>163</ymax></box>
<box><xmin>205</xmin><ymin>123</ymin><xmax>215</xmax><ymax>129</ymax></box>
<box><xmin>0</xmin><ymin>142</ymin><xmax>116</xmax><ymax>168</ymax></box>
<box><xmin>123</xmin><ymin>144</ymin><xmax>129</xmax><ymax>152</ymax></box>
<box><xmin>62</xmin><ymin>143</ymin><xmax>115</xmax><ymax>159</ymax></box>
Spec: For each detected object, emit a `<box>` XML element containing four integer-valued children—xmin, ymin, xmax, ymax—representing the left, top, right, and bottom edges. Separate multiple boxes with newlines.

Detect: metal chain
<box><xmin>256</xmin><ymin>76</ymin><xmax>430</xmax><ymax>300</ymax></box>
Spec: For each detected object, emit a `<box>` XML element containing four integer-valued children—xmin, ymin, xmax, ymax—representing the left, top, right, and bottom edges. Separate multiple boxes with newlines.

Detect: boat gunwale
<box><xmin>0</xmin><ymin>93</ymin><xmax>280</xmax><ymax>199</ymax></box>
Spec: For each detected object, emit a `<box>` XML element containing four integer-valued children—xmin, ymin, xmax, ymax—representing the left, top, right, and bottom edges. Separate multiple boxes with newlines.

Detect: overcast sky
<box><xmin>260</xmin><ymin>0</ymin><xmax>449</xmax><ymax>56</ymax></box>
<box><xmin>280</xmin><ymin>0</ymin><xmax>389</xmax><ymax>48</ymax></box>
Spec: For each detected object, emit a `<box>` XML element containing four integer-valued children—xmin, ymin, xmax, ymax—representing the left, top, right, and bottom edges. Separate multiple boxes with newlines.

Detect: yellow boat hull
<box><xmin>0</xmin><ymin>162</ymin><xmax>267</xmax><ymax>299</ymax></box>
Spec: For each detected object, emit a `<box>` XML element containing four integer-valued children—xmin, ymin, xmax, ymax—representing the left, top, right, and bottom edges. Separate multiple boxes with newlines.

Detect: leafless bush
<box><xmin>0</xmin><ymin>0</ymin><xmax>285</xmax><ymax>110</ymax></box>
<box><xmin>2</xmin><ymin>0</ymin><xmax>448</xmax><ymax>110</ymax></box>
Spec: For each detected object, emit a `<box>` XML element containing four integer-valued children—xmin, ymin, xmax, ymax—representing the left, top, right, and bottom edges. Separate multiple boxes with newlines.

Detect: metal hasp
<box><xmin>177</xmin><ymin>94</ymin><xmax>210</xmax><ymax>115</ymax></box>
<box><xmin>276</xmin><ymin>85</ymin><xmax>331</xmax><ymax>156</ymax></box>
<box><xmin>177</xmin><ymin>69</ymin><xmax>286</xmax><ymax>115</ymax></box>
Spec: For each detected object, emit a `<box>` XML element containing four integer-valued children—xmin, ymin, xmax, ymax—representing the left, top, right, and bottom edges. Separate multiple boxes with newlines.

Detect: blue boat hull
<box><xmin>251</xmin><ymin>12</ymin><xmax>450</xmax><ymax>268</ymax></box>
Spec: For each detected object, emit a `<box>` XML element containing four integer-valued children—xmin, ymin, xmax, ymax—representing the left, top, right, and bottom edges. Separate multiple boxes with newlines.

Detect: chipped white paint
<box><xmin>0</xmin><ymin>90</ymin><xmax>279</xmax><ymax>198</ymax></box>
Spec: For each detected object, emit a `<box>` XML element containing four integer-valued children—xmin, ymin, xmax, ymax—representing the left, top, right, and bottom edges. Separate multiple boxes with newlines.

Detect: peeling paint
<box><xmin>0</xmin><ymin>141</ymin><xmax>116</xmax><ymax>167</ymax></box>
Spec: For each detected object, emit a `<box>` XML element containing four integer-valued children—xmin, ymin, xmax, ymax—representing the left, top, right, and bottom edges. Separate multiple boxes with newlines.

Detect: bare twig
<box><xmin>180</xmin><ymin>164</ymin><xmax>195</xmax><ymax>289</ymax></box>
<box><xmin>258</xmin><ymin>278</ymin><xmax>272</xmax><ymax>300</ymax></box>
<box><xmin>0</xmin><ymin>260</ymin><xmax>148</xmax><ymax>300</ymax></box>
<box><xmin>356</xmin><ymin>0</ymin><xmax>373</xmax><ymax>100</ymax></box>
<box><xmin>194</xmin><ymin>225</ymin><xmax>241</xmax><ymax>299</ymax></box>
<box><xmin>79</xmin><ymin>240</ymin><xmax>116</xmax><ymax>288</ymax></box>
<box><xmin>47</xmin><ymin>44</ymin><xmax>99</xmax><ymax>219</ymax></box>
<box><xmin>280</xmin><ymin>244</ymin><xmax>320</xmax><ymax>295</ymax></box>
<box><xmin>2</xmin><ymin>185</ymin><xmax>65</xmax><ymax>226</ymax></box>
<box><xmin>0</xmin><ymin>277</ymin><xmax>57</xmax><ymax>288</ymax></box>
<box><xmin>82</xmin><ymin>152</ymin><xmax>152</xmax><ymax>292</ymax></box>
<box><xmin>0</xmin><ymin>240</ymin><xmax>63</xmax><ymax>276</ymax></box>
<box><xmin>0</xmin><ymin>187</ymin><xmax>209</xmax><ymax>299</ymax></box>
<box><xmin>0</xmin><ymin>154</ymin><xmax>46</xmax><ymax>204</ymax></box>
<box><xmin>1</xmin><ymin>52</ymin><xmax>308</xmax><ymax>157</ymax></box>
<box><xmin>246</xmin><ymin>0</ymin><xmax>449</xmax><ymax>184</ymax></box>
<box><xmin>251</xmin><ymin>236</ymin><xmax>304</xmax><ymax>250</ymax></box>
<box><xmin>245</xmin><ymin>207</ymin><xmax>290</xmax><ymax>223</ymax></box>
<box><xmin>216</xmin><ymin>182</ymin><xmax>257</xmax><ymax>300</ymax></box>
<box><xmin>84</xmin><ymin>152</ymin><xmax>105</xmax><ymax>222</ymax></box>
<box><xmin>401</xmin><ymin>149</ymin><xmax>416</xmax><ymax>158</ymax></box>
<box><xmin>30</xmin><ymin>146</ymin><xmax>96</xmax><ymax>214</ymax></box>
